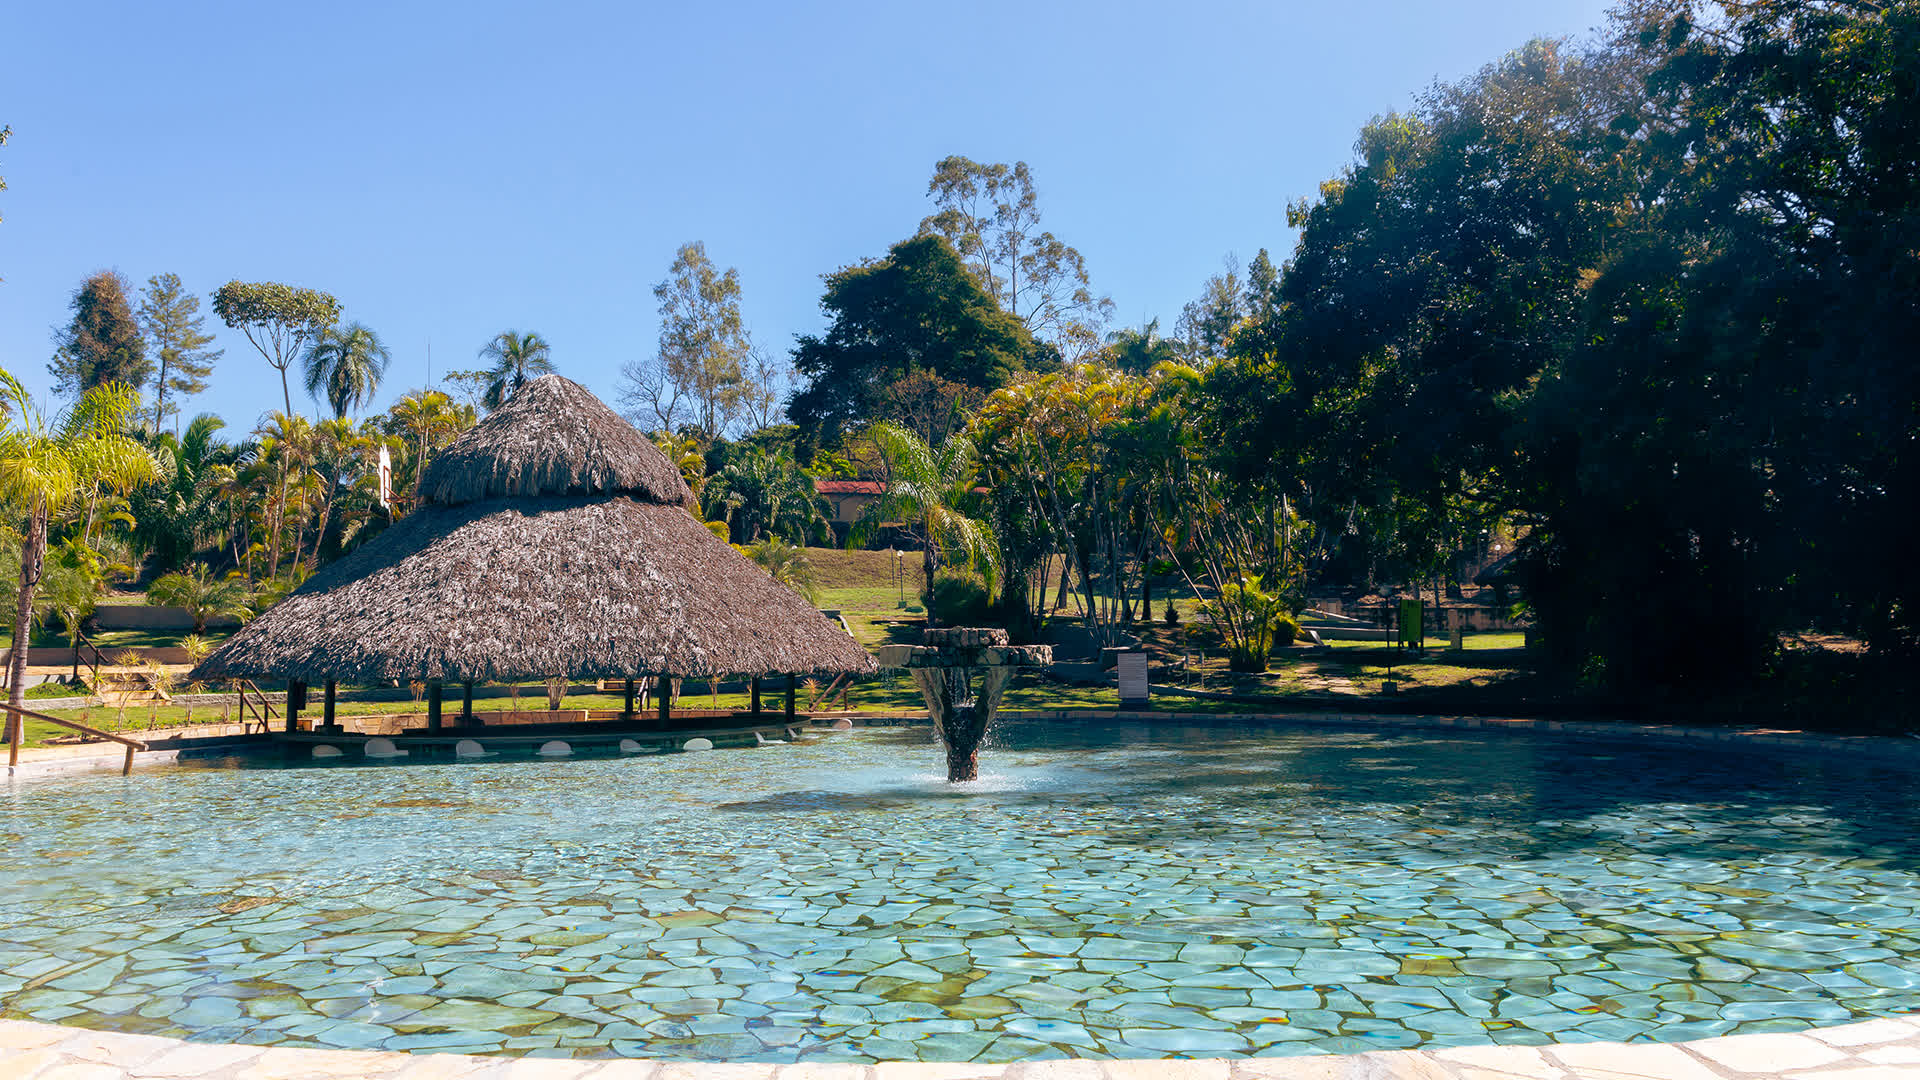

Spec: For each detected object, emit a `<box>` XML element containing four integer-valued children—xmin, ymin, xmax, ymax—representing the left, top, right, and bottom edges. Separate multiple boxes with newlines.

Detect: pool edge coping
<box><xmin>4</xmin><ymin>1014</ymin><xmax>1919</xmax><ymax>1078</ymax></box>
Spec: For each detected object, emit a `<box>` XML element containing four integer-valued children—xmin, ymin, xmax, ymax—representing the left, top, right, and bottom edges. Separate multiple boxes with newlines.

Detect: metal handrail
<box><xmin>4</xmin><ymin>702</ymin><xmax>148</xmax><ymax>775</ymax></box>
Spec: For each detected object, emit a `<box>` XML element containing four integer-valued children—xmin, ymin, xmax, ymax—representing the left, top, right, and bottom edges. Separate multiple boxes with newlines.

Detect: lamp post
<box><xmin>892</xmin><ymin>548</ymin><xmax>903</xmax><ymax>606</ymax></box>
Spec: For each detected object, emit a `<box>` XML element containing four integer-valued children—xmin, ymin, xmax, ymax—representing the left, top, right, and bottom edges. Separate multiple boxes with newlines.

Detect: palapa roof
<box><xmin>193</xmin><ymin>375</ymin><xmax>875</xmax><ymax>685</ymax></box>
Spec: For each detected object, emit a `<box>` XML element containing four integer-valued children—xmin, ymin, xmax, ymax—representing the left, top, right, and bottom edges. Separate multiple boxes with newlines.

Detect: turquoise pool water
<box><xmin>2</xmin><ymin>720</ymin><xmax>1918</xmax><ymax>1063</ymax></box>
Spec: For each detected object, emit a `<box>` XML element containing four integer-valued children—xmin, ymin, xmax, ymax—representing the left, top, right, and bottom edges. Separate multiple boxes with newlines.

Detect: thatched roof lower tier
<box><xmin>192</xmin><ymin>497</ymin><xmax>876</xmax><ymax>686</ymax></box>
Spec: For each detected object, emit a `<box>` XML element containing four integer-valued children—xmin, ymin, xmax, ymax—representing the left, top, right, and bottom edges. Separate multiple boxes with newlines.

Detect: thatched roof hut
<box><xmin>193</xmin><ymin>375</ymin><xmax>875</xmax><ymax>686</ymax></box>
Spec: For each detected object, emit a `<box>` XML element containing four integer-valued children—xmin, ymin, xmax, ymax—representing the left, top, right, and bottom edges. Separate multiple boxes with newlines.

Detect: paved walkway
<box><xmin>5</xmin><ymin>1017</ymin><xmax>1920</xmax><ymax>1079</ymax></box>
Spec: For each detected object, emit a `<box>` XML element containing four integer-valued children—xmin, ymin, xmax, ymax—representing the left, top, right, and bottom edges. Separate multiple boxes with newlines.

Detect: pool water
<box><xmin>3</xmin><ymin>720</ymin><xmax>1919</xmax><ymax>1062</ymax></box>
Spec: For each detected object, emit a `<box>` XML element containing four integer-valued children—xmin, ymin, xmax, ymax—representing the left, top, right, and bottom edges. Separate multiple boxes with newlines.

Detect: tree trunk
<box><xmin>269</xmin><ymin>467</ymin><xmax>286</xmax><ymax>579</ymax></box>
<box><xmin>310</xmin><ymin>486</ymin><xmax>335</xmax><ymax>571</ymax></box>
<box><xmin>921</xmin><ymin>544</ymin><xmax>938</xmax><ymax>628</ymax></box>
<box><xmin>6</xmin><ymin>513</ymin><xmax>48</xmax><ymax>740</ymax></box>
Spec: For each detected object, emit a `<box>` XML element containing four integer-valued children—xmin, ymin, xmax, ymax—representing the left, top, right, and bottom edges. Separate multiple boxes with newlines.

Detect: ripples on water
<box><xmin>2</xmin><ymin>719</ymin><xmax>1918</xmax><ymax>1062</ymax></box>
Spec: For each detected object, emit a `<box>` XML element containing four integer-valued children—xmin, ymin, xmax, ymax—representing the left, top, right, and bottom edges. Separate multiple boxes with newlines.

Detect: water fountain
<box><xmin>879</xmin><ymin>627</ymin><xmax>1051</xmax><ymax>780</ymax></box>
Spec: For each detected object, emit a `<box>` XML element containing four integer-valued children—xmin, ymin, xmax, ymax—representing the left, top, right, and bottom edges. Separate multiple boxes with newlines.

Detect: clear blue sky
<box><xmin>1</xmin><ymin>0</ymin><xmax>1615</xmax><ymax>432</ymax></box>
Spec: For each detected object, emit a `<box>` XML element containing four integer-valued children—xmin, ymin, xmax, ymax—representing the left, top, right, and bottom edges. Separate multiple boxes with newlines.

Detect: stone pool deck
<box><xmin>6</xmin><ymin>1016</ymin><xmax>1920</xmax><ymax>1078</ymax></box>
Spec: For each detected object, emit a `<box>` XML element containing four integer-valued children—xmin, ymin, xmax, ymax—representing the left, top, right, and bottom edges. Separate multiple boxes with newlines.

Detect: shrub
<box><xmin>1199</xmin><ymin>575</ymin><xmax>1297</xmax><ymax>672</ymax></box>
<box><xmin>929</xmin><ymin>568</ymin><xmax>991</xmax><ymax>626</ymax></box>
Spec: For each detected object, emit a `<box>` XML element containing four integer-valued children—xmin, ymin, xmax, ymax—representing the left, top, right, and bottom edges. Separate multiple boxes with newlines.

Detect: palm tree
<box><xmin>478</xmin><ymin>330</ymin><xmax>554</xmax><ymax>410</ymax></box>
<box><xmin>130</xmin><ymin>413</ymin><xmax>238</xmax><ymax>572</ymax></box>
<box><xmin>745</xmin><ymin>537</ymin><xmax>820</xmax><ymax>604</ymax></box>
<box><xmin>0</xmin><ymin>370</ymin><xmax>157</xmax><ymax>734</ymax></box>
<box><xmin>856</xmin><ymin>421</ymin><xmax>998</xmax><ymax>626</ymax></box>
<box><xmin>148</xmin><ymin>563</ymin><xmax>253</xmax><ymax>634</ymax></box>
<box><xmin>254</xmin><ymin>412</ymin><xmax>313</xmax><ymax>579</ymax></box>
<box><xmin>386</xmin><ymin>390</ymin><xmax>474</xmax><ymax>502</ymax></box>
<box><xmin>703</xmin><ymin>445</ymin><xmax>826</xmax><ymax>544</ymax></box>
<box><xmin>304</xmin><ymin>418</ymin><xmax>371</xmax><ymax>569</ymax></box>
<box><xmin>303</xmin><ymin>322</ymin><xmax>392</xmax><ymax>420</ymax></box>
<box><xmin>1101</xmin><ymin>318</ymin><xmax>1182</xmax><ymax>374</ymax></box>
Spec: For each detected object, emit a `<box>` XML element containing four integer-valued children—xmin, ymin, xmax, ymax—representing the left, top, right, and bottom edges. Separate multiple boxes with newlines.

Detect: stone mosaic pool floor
<box><xmin>3</xmin><ymin>720</ymin><xmax>1919</xmax><ymax>1065</ymax></box>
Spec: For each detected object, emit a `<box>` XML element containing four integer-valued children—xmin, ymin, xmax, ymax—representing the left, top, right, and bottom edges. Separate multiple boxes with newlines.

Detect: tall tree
<box><xmin>303</xmin><ymin>321</ymin><xmax>391</xmax><ymax>420</ymax></box>
<box><xmin>620</xmin><ymin>242</ymin><xmax>748</xmax><ymax>442</ymax></box>
<box><xmin>1244</xmin><ymin>249</ymin><xmax>1281</xmax><ymax>322</ymax></box>
<box><xmin>789</xmin><ymin>234</ymin><xmax>1039</xmax><ymax>450</ymax></box>
<box><xmin>920</xmin><ymin>156</ymin><xmax>1113</xmax><ymax>360</ymax></box>
<box><xmin>137</xmin><ymin>273</ymin><xmax>222</xmax><ymax>432</ymax></box>
<box><xmin>0</xmin><ymin>370</ymin><xmax>157</xmax><ymax>732</ymax></box>
<box><xmin>212</xmin><ymin>281</ymin><xmax>341</xmax><ymax>415</ymax></box>
<box><xmin>477</xmin><ymin>330</ymin><xmax>554</xmax><ymax>410</ymax></box>
<box><xmin>735</xmin><ymin>345</ymin><xmax>790</xmax><ymax>433</ymax></box>
<box><xmin>1177</xmin><ymin>256</ymin><xmax>1245</xmax><ymax>361</ymax></box>
<box><xmin>49</xmin><ymin>271</ymin><xmax>150</xmax><ymax>397</ymax></box>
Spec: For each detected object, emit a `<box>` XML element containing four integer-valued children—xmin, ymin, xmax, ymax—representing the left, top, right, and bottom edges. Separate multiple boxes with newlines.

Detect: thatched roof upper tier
<box><xmin>192</xmin><ymin>496</ymin><xmax>877</xmax><ymax>684</ymax></box>
<box><xmin>419</xmin><ymin>375</ymin><xmax>693</xmax><ymax>507</ymax></box>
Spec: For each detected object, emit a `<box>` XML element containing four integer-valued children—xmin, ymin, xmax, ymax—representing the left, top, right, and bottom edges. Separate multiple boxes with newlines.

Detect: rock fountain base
<box><xmin>878</xmin><ymin>628</ymin><xmax>1052</xmax><ymax>781</ymax></box>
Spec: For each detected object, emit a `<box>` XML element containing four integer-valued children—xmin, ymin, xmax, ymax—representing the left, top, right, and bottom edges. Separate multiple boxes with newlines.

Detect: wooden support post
<box><xmin>785</xmin><ymin>674</ymin><xmax>796</xmax><ymax>723</ymax></box>
<box><xmin>658</xmin><ymin>676</ymin><xmax>673</xmax><ymax>726</ymax></box>
<box><xmin>750</xmin><ymin>676</ymin><xmax>761</xmax><ymax>717</ymax></box>
<box><xmin>323</xmin><ymin>680</ymin><xmax>337</xmax><ymax>730</ymax></box>
<box><xmin>623</xmin><ymin>678</ymin><xmax>636</xmax><ymax>721</ymax></box>
<box><xmin>426</xmin><ymin>681</ymin><xmax>443</xmax><ymax>731</ymax></box>
<box><xmin>286</xmin><ymin>679</ymin><xmax>303</xmax><ymax>733</ymax></box>
<box><xmin>461</xmin><ymin>681</ymin><xmax>476</xmax><ymax>726</ymax></box>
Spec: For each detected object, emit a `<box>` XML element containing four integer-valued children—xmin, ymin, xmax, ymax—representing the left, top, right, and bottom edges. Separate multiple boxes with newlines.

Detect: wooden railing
<box><xmin>71</xmin><ymin>627</ymin><xmax>105</xmax><ymax>689</ymax></box>
<box><xmin>233</xmin><ymin>680</ymin><xmax>280</xmax><ymax>734</ymax></box>
<box><xmin>4</xmin><ymin>702</ymin><xmax>149</xmax><ymax>775</ymax></box>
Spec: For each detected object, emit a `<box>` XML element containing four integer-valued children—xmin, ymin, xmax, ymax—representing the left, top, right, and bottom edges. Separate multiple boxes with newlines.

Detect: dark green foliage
<box><xmin>1215</xmin><ymin>2</ymin><xmax>1920</xmax><ymax>692</ymax></box>
<box><xmin>789</xmin><ymin>235</ymin><xmax>1037</xmax><ymax>449</ymax></box>
<box><xmin>128</xmin><ymin>414</ymin><xmax>240</xmax><ymax>573</ymax></box>
<box><xmin>700</xmin><ymin>442</ymin><xmax>826</xmax><ymax>545</ymax></box>
<box><xmin>929</xmin><ymin>568</ymin><xmax>991</xmax><ymax>627</ymax></box>
<box><xmin>50</xmin><ymin>271</ymin><xmax>150</xmax><ymax>396</ymax></box>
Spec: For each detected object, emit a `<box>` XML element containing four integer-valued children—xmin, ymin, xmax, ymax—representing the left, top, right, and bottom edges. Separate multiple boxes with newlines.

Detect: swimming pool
<box><xmin>2</xmin><ymin>719</ymin><xmax>1916</xmax><ymax>1063</ymax></box>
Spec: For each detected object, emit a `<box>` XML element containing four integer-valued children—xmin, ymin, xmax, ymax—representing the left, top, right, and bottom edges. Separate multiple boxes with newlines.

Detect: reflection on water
<box><xmin>2</xmin><ymin>719</ymin><xmax>1918</xmax><ymax>1063</ymax></box>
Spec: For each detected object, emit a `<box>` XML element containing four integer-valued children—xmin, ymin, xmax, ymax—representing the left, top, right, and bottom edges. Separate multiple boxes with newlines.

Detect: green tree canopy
<box><xmin>212</xmin><ymin>281</ymin><xmax>341</xmax><ymax>416</ymax></box>
<box><xmin>789</xmin><ymin>234</ymin><xmax>1041</xmax><ymax>450</ymax></box>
